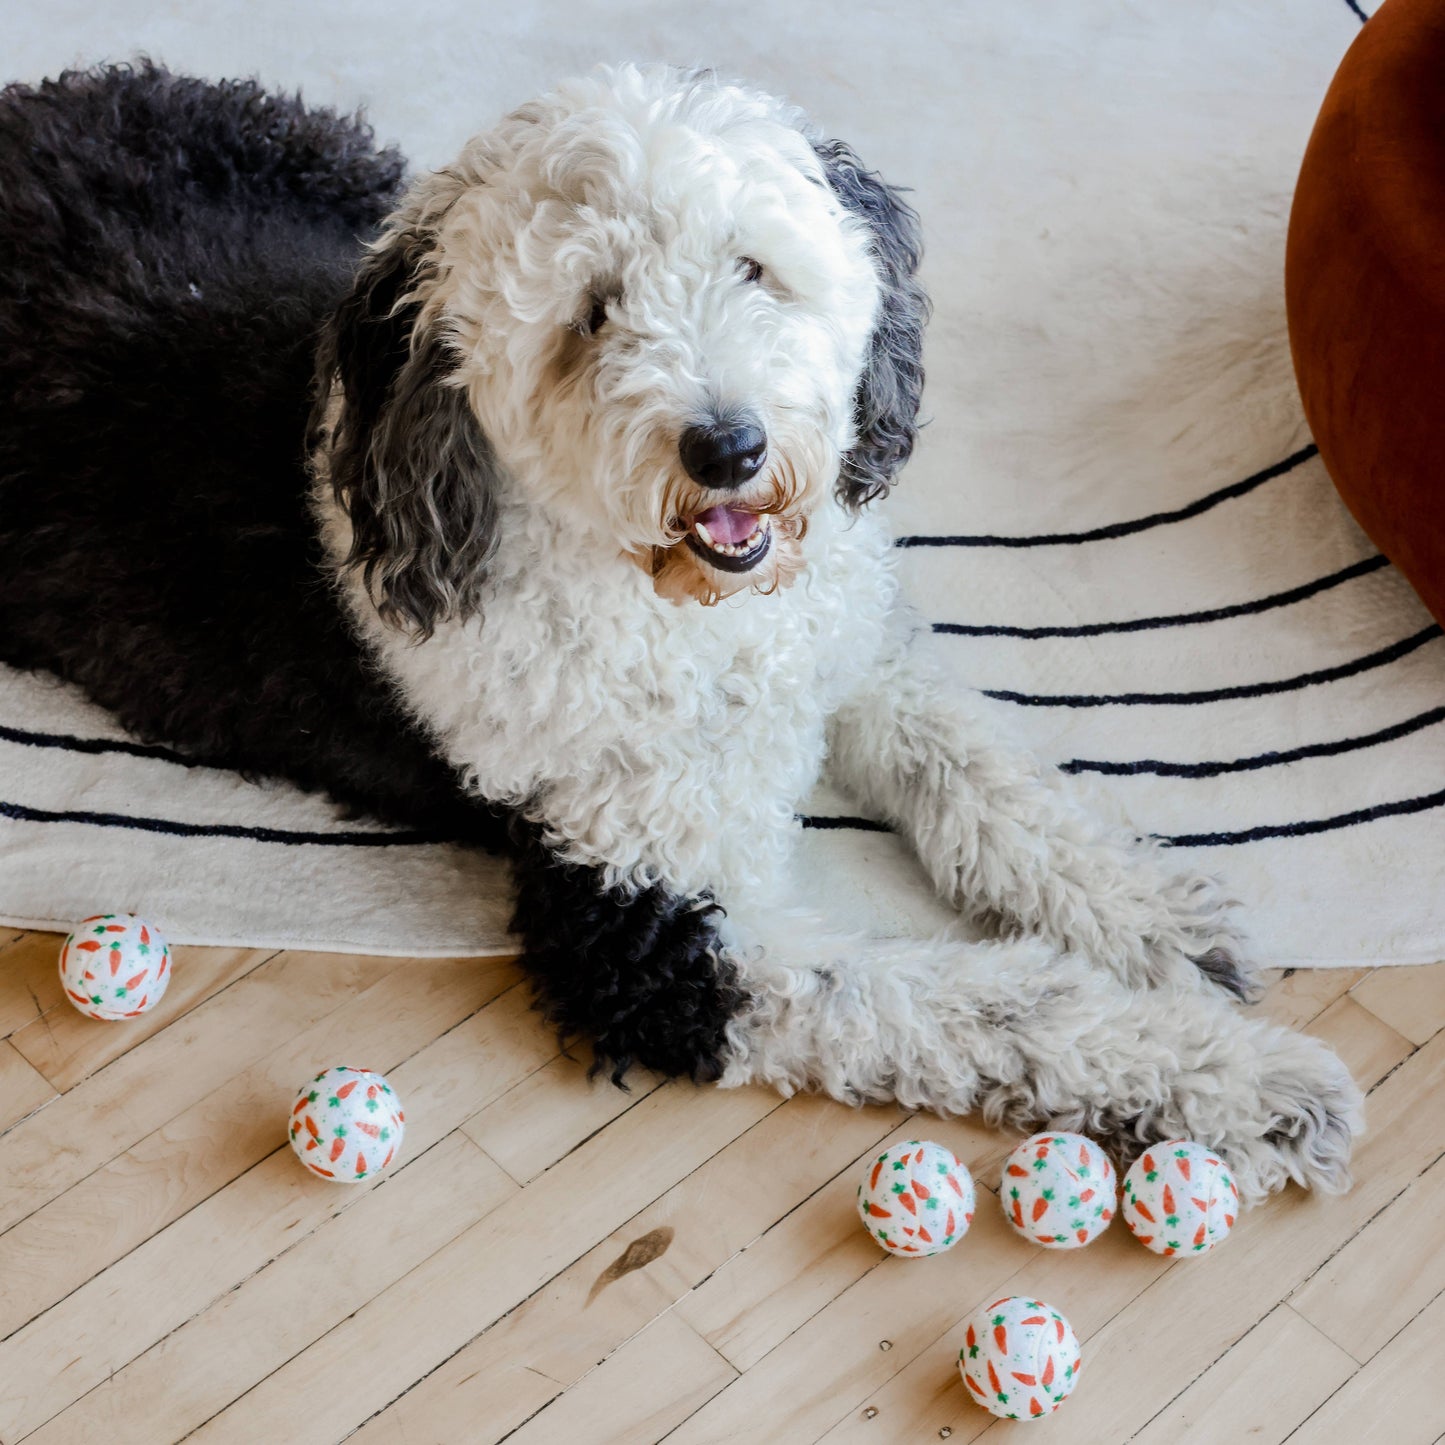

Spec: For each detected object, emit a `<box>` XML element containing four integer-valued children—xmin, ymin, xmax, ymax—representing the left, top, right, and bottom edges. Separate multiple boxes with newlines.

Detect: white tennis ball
<box><xmin>959</xmin><ymin>1295</ymin><xmax>1082</xmax><ymax>1421</ymax></box>
<box><xmin>1122</xmin><ymin>1139</ymin><xmax>1238</xmax><ymax>1256</ymax></box>
<box><xmin>857</xmin><ymin>1139</ymin><xmax>976</xmax><ymax>1257</ymax></box>
<box><xmin>1000</xmin><ymin>1131</ymin><xmax>1116</xmax><ymax>1248</ymax></box>
<box><xmin>58</xmin><ymin>913</ymin><xmax>171</xmax><ymax>1020</ymax></box>
<box><xmin>288</xmin><ymin>1066</ymin><xmax>405</xmax><ymax>1183</ymax></box>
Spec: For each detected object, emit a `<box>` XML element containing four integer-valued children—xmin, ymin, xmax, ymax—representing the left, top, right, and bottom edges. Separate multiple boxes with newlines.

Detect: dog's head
<box><xmin>317</xmin><ymin>64</ymin><xmax>926</xmax><ymax>629</ymax></box>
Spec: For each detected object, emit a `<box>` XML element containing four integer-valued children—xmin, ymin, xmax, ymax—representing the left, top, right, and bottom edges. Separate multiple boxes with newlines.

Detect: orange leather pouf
<box><xmin>1287</xmin><ymin>0</ymin><xmax>1445</xmax><ymax>628</ymax></box>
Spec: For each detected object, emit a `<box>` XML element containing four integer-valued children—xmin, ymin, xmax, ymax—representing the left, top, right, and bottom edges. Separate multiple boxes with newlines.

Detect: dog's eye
<box><xmin>582</xmin><ymin>297</ymin><xmax>608</xmax><ymax>335</ymax></box>
<box><xmin>738</xmin><ymin>256</ymin><xmax>764</xmax><ymax>284</ymax></box>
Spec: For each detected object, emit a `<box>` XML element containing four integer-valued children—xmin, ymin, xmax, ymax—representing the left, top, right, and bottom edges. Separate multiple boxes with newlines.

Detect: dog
<box><xmin>0</xmin><ymin>61</ymin><xmax>1362</xmax><ymax>1204</ymax></box>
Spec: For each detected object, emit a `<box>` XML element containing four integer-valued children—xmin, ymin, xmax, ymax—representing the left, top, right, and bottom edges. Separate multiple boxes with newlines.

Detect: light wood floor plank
<box><xmin>23</xmin><ymin>1132</ymin><xmax>516</xmax><ymax>1445</ymax></box>
<box><xmin>1255</xmin><ymin>966</ymin><xmax>1369</xmax><ymax>1031</ymax></box>
<box><xmin>665</xmin><ymin>1185</ymin><xmax>1041</xmax><ymax>1445</ymax></box>
<box><xmin>1288</xmin><ymin>1289</ymin><xmax>1445</xmax><ymax>1445</ymax></box>
<box><xmin>1290</xmin><ymin>1155</ymin><xmax>1445</xmax><ymax>1363</ymax></box>
<box><xmin>1351</xmin><ymin>963</ymin><xmax>1445</xmax><ymax>1046</ymax></box>
<box><xmin>0</xmin><ymin>931</ymin><xmax>65</xmax><ymax>1038</ymax></box>
<box><xmin>0</xmin><ymin>963</ymin><xmax>528</xmax><ymax>1435</ymax></box>
<box><xmin>815</xmin><ymin>1190</ymin><xmax>1172</xmax><ymax>1445</ymax></box>
<box><xmin>347</xmin><ymin>1093</ymin><xmax>906</xmax><ymax>1445</ymax></box>
<box><xmin>462</xmin><ymin>1050</ymin><xmax>665</xmax><ymax>1184</ymax></box>
<box><xmin>502</xmin><ymin>1314</ymin><xmax>736</xmax><ymax>1445</ymax></box>
<box><xmin>186</xmin><ymin>1081</ymin><xmax>783</xmax><ymax>1445</ymax></box>
<box><xmin>0</xmin><ymin>949</ymin><xmax>401</xmax><ymax>1235</ymax></box>
<box><xmin>0</xmin><ymin>1037</ymin><xmax>55</xmax><ymax>1132</ymax></box>
<box><xmin>674</xmin><ymin>1123</ymin><xmax>919</xmax><ymax>1374</ymax></box>
<box><xmin>9</xmin><ymin>943</ymin><xmax>276</xmax><ymax>1091</ymax></box>
<box><xmin>0</xmin><ymin>956</ymin><xmax>523</xmax><ymax>1341</ymax></box>
<box><xmin>1304</xmin><ymin>995</ymin><xmax>1415</xmax><ymax>1094</ymax></box>
<box><xmin>671</xmin><ymin>1113</ymin><xmax>1019</xmax><ymax>1379</ymax></box>
<box><xmin>1128</xmin><ymin>1305</ymin><xmax>1357</xmax><ymax>1445</ymax></box>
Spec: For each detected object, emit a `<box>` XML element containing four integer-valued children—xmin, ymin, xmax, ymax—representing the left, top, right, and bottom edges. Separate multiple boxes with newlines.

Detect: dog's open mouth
<box><xmin>682</xmin><ymin>505</ymin><xmax>773</xmax><ymax>573</ymax></box>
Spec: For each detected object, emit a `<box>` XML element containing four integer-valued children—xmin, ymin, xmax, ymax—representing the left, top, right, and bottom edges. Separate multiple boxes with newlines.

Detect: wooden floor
<box><xmin>0</xmin><ymin>931</ymin><xmax>1443</xmax><ymax>1444</ymax></box>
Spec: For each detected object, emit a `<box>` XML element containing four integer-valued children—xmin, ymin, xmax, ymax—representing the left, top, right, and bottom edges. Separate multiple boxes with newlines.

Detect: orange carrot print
<box><xmin>329</xmin><ymin>1135</ymin><xmax>345</xmax><ymax>1162</ymax></box>
<box><xmin>1031</xmin><ymin>1196</ymin><xmax>1049</xmax><ymax>1222</ymax></box>
<box><xmin>1030</xmin><ymin>1398</ymin><xmax>1045</xmax><ymax>1417</ymax></box>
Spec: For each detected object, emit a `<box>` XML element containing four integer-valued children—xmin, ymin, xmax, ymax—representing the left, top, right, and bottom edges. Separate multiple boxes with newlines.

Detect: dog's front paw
<box><xmin>1194</xmin><ymin>1024</ymin><xmax>1364</xmax><ymax>1207</ymax></box>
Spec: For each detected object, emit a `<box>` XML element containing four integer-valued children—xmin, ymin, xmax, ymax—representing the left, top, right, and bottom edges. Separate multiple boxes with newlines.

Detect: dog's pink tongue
<box><xmin>694</xmin><ymin>505</ymin><xmax>759</xmax><ymax>545</ymax></box>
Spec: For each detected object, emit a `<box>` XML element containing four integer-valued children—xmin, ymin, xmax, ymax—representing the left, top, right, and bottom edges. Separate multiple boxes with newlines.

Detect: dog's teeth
<box><xmin>694</xmin><ymin>521</ymin><xmax>716</xmax><ymax>548</ymax></box>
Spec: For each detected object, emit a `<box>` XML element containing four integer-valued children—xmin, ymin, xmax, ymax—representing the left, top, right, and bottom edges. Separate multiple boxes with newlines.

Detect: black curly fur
<box><xmin>0</xmin><ymin>62</ymin><xmax>751</xmax><ymax>1082</ymax></box>
<box><xmin>508</xmin><ymin>822</ymin><xmax>751</xmax><ymax>1083</ymax></box>
<box><xmin>811</xmin><ymin>137</ymin><xmax>930</xmax><ymax>510</ymax></box>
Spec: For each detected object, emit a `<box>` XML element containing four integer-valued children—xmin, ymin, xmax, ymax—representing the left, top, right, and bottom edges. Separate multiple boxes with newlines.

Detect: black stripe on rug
<box><xmin>0</xmin><ymin>799</ymin><xmax>443</xmax><ymax>847</ymax></box>
<box><xmin>1161</xmin><ymin>784</ymin><xmax>1445</xmax><ymax>846</ymax></box>
<box><xmin>934</xmin><ymin>555</ymin><xmax>1389</xmax><ymax>639</ymax></box>
<box><xmin>897</xmin><ymin>444</ymin><xmax>1319</xmax><ymax>549</ymax></box>
<box><xmin>983</xmin><ymin>624</ymin><xmax>1442</xmax><ymax>706</ymax></box>
<box><xmin>1065</xmin><ymin>703</ymin><xmax>1445</xmax><ymax>778</ymax></box>
<box><xmin>0</xmin><ymin>722</ymin><xmax>200</xmax><ymax>767</ymax></box>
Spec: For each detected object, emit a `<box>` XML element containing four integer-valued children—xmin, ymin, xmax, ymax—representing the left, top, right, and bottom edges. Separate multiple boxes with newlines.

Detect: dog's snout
<box><xmin>679</xmin><ymin>420</ymin><xmax>767</xmax><ymax>490</ymax></box>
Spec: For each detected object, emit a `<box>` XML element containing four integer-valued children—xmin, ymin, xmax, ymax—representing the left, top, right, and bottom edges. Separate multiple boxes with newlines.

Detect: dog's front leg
<box><xmin>506</xmin><ymin>820</ymin><xmax>750</xmax><ymax>1083</ymax></box>
<box><xmin>720</xmin><ymin>908</ymin><xmax>1362</xmax><ymax>1205</ymax></box>
<box><xmin>505</xmin><ymin>825</ymin><xmax>1360</xmax><ymax>1205</ymax></box>
<box><xmin>826</xmin><ymin>622</ymin><xmax>1249</xmax><ymax>993</ymax></box>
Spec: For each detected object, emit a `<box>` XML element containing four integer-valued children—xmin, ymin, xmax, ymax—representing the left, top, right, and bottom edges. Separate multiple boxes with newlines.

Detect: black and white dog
<box><xmin>0</xmin><ymin>62</ymin><xmax>1360</xmax><ymax>1204</ymax></box>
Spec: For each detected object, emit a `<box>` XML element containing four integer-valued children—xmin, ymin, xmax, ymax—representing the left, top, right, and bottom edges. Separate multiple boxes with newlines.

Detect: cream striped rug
<box><xmin>4</xmin><ymin>0</ymin><xmax>1437</xmax><ymax>964</ymax></box>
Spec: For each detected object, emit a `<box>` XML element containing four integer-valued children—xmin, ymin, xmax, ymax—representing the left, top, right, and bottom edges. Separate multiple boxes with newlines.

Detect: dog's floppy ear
<box><xmin>314</xmin><ymin>229</ymin><xmax>499</xmax><ymax>637</ymax></box>
<box><xmin>811</xmin><ymin>138</ymin><xmax>930</xmax><ymax>509</ymax></box>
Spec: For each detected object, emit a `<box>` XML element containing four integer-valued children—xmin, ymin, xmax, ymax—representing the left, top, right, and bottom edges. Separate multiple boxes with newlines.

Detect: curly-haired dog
<box><xmin>0</xmin><ymin>62</ymin><xmax>1361</xmax><ymax>1203</ymax></box>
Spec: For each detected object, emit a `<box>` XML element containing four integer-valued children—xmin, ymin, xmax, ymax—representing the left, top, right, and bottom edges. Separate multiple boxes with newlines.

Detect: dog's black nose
<box><xmin>679</xmin><ymin>420</ymin><xmax>767</xmax><ymax>490</ymax></box>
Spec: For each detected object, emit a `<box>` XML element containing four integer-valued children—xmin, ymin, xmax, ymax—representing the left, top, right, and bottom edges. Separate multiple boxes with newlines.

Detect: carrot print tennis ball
<box><xmin>1123</xmin><ymin>1140</ymin><xmax>1237</xmax><ymax>1256</ymax></box>
<box><xmin>857</xmin><ymin>1140</ymin><xmax>976</xmax><ymax>1257</ymax></box>
<box><xmin>959</xmin><ymin>1296</ymin><xmax>1082</xmax><ymax>1421</ymax></box>
<box><xmin>288</xmin><ymin>1066</ymin><xmax>405</xmax><ymax>1183</ymax></box>
<box><xmin>1000</xmin><ymin>1132</ymin><xmax>1116</xmax><ymax>1248</ymax></box>
<box><xmin>58</xmin><ymin>913</ymin><xmax>171</xmax><ymax>1020</ymax></box>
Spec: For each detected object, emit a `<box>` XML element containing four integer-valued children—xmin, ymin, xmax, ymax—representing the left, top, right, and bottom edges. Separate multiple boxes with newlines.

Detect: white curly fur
<box><xmin>315</xmin><ymin>63</ymin><xmax>1362</xmax><ymax>1205</ymax></box>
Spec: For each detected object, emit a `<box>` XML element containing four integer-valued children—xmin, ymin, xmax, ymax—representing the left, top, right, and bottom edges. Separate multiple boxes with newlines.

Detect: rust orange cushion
<box><xmin>1287</xmin><ymin>0</ymin><xmax>1445</xmax><ymax>628</ymax></box>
